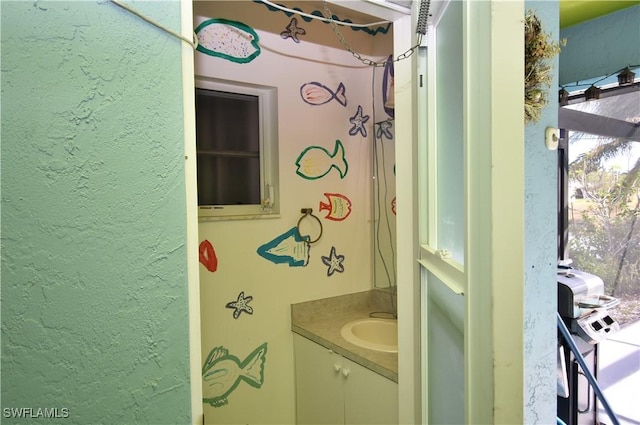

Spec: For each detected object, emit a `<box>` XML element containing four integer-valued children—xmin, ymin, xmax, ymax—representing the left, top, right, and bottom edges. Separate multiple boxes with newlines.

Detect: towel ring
<box><xmin>297</xmin><ymin>208</ymin><xmax>323</xmax><ymax>244</ymax></box>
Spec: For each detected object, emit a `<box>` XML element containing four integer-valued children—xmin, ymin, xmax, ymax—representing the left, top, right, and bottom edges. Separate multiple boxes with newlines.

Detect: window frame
<box><xmin>557</xmin><ymin>129</ymin><xmax>569</xmax><ymax>260</ymax></box>
<box><xmin>195</xmin><ymin>77</ymin><xmax>279</xmax><ymax>220</ymax></box>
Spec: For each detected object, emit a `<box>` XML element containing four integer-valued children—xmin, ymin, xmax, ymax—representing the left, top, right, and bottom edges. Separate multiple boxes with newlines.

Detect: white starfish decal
<box><xmin>321</xmin><ymin>246</ymin><xmax>345</xmax><ymax>277</ymax></box>
<box><xmin>375</xmin><ymin>120</ymin><xmax>393</xmax><ymax>140</ymax></box>
<box><xmin>280</xmin><ymin>17</ymin><xmax>306</xmax><ymax>43</ymax></box>
<box><xmin>348</xmin><ymin>105</ymin><xmax>370</xmax><ymax>137</ymax></box>
<box><xmin>225</xmin><ymin>291</ymin><xmax>254</xmax><ymax>319</ymax></box>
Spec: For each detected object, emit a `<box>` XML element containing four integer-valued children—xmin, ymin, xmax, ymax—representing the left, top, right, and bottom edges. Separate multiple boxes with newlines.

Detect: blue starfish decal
<box><xmin>281</xmin><ymin>17</ymin><xmax>306</xmax><ymax>43</ymax></box>
<box><xmin>375</xmin><ymin>120</ymin><xmax>393</xmax><ymax>140</ymax></box>
<box><xmin>225</xmin><ymin>291</ymin><xmax>254</xmax><ymax>319</ymax></box>
<box><xmin>348</xmin><ymin>105</ymin><xmax>370</xmax><ymax>137</ymax></box>
<box><xmin>321</xmin><ymin>246</ymin><xmax>345</xmax><ymax>277</ymax></box>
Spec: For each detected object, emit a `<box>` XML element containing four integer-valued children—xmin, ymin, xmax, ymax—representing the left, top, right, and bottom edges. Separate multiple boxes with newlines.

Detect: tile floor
<box><xmin>597</xmin><ymin>321</ymin><xmax>640</xmax><ymax>425</ymax></box>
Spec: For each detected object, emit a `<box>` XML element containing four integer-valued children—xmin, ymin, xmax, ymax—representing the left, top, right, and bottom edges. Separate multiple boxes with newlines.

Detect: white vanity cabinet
<box><xmin>293</xmin><ymin>334</ymin><xmax>398</xmax><ymax>425</ymax></box>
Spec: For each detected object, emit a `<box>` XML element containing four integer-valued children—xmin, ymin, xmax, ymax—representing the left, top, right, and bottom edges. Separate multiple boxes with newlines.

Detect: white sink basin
<box><xmin>340</xmin><ymin>318</ymin><xmax>398</xmax><ymax>353</ymax></box>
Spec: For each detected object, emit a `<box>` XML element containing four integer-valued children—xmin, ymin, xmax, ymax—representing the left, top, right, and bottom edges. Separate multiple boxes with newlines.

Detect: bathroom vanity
<box><xmin>291</xmin><ymin>290</ymin><xmax>398</xmax><ymax>425</ymax></box>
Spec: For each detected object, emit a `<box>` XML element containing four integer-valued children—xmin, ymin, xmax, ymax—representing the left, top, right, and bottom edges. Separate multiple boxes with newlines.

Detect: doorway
<box><xmin>559</xmin><ymin>84</ymin><xmax>640</xmax><ymax>424</ymax></box>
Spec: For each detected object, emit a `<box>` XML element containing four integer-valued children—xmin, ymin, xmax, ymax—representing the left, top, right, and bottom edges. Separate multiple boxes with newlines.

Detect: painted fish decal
<box><xmin>202</xmin><ymin>343</ymin><xmax>268</xmax><ymax>407</ymax></box>
<box><xmin>295</xmin><ymin>140</ymin><xmax>348</xmax><ymax>180</ymax></box>
<box><xmin>257</xmin><ymin>227</ymin><xmax>310</xmax><ymax>267</ymax></box>
<box><xmin>199</xmin><ymin>240</ymin><xmax>218</xmax><ymax>273</ymax></box>
<box><xmin>195</xmin><ymin>18</ymin><xmax>261</xmax><ymax>63</ymax></box>
<box><xmin>300</xmin><ymin>82</ymin><xmax>347</xmax><ymax>107</ymax></box>
<box><xmin>319</xmin><ymin>193</ymin><xmax>352</xmax><ymax>221</ymax></box>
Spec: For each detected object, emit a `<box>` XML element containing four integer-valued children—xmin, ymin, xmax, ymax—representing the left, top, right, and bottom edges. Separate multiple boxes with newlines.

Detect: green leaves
<box><xmin>524</xmin><ymin>10</ymin><xmax>564</xmax><ymax>124</ymax></box>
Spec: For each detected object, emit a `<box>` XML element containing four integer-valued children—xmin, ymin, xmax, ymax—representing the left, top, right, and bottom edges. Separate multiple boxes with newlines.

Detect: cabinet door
<box><xmin>293</xmin><ymin>335</ymin><xmax>344</xmax><ymax>425</ymax></box>
<box><xmin>343</xmin><ymin>357</ymin><xmax>398</xmax><ymax>425</ymax></box>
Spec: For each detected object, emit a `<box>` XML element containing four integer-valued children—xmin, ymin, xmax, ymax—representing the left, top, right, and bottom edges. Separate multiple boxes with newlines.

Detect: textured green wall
<box><xmin>559</xmin><ymin>0</ymin><xmax>639</xmax><ymax>28</ymax></box>
<box><xmin>560</xmin><ymin>5</ymin><xmax>640</xmax><ymax>84</ymax></box>
<box><xmin>523</xmin><ymin>2</ymin><xmax>559</xmax><ymax>424</ymax></box>
<box><xmin>1</xmin><ymin>1</ymin><xmax>192</xmax><ymax>423</ymax></box>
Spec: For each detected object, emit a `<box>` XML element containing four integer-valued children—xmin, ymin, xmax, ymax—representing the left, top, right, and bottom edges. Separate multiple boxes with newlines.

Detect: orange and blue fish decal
<box><xmin>319</xmin><ymin>193</ymin><xmax>352</xmax><ymax>221</ymax></box>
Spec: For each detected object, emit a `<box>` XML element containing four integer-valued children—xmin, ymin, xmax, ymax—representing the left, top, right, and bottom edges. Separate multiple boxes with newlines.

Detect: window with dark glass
<box><xmin>196</xmin><ymin>89</ymin><xmax>260</xmax><ymax>206</ymax></box>
<box><xmin>194</xmin><ymin>78</ymin><xmax>278</xmax><ymax>219</ymax></box>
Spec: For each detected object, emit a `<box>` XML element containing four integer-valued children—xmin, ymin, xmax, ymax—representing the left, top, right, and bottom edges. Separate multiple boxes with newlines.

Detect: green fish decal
<box><xmin>295</xmin><ymin>140</ymin><xmax>348</xmax><ymax>180</ymax></box>
<box><xmin>202</xmin><ymin>343</ymin><xmax>268</xmax><ymax>407</ymax></box>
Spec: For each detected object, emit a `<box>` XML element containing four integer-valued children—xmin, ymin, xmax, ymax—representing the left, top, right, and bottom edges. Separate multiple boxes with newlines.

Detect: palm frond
<box><xmin>570</xmin><ymin>138</ymin><xmax>632</xmax><ymax>173</ymax></box>
<box><xmin>618</xmin><ymin>155</ymin><xmax>640</xmax><ymax>197</ymax></box>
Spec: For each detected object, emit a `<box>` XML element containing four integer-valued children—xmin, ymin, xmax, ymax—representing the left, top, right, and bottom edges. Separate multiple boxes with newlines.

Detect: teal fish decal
<box><xmin>195</xmin><ymin>18</ymin><xmax>261</xmax><ymax>63</ymax></box>
<box><xmin>295</xmin><ymin>140</ymin><xmax>348</xmax><ymax>180</ymax></box>
<box><xmin>257</xmin><ymin>227</ymin><xmax>310</xmax><ymax>267</ymax></box>
<box><xmin>202</xmin><ymin>343</ymin><xmax>268</xmax><ymax>407</ymax></box>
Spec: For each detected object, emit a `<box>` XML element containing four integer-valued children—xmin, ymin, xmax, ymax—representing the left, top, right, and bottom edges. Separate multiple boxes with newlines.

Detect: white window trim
<box><xmin>195</xmin><ymin>76</ymin><xmax>279</xmax><ymax>220</ymax></box>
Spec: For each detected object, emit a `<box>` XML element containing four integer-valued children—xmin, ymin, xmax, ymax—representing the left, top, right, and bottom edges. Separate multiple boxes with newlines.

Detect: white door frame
<box><xmin>180</xmin><ymin>0</ymin><xmax>203</xmax><ymax>423</ymax></box>
<box><xmin>180</xmin><ymin>1</ymin><xmax>526</xmax><ymax>424</ymax></box>
<box><xmin>414</xmin><ymin>0</ymin><xmax>525</xmax><ymax>423</ymax></box>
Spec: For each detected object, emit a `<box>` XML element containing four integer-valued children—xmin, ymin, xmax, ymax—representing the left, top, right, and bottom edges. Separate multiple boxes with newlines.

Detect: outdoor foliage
<box><xmin>524</xmin><ymin>10</ymin><xmax>564</xmax><ymax>124</ymax></box>
<box><xmin>568</xmin><ymin>139</ymin><xmax>640</xmax><ymax>324</ymax></box>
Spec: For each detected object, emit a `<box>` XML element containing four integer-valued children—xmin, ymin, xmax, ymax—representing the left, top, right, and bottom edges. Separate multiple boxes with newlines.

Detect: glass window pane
<box><xmin>426</xmin><ymin>270</ymin><xmax>465</xmax><ymax>424</ymax></box>
<box><xmin>435</xmin><ymin>0</ymin><xmax>465</xmax><ymax>264</ymax></box>
<box><xmin>195</xmin><ymin>89</ymin><xmax>260</xmax><ymax>153</ymax></box>
<box><xmin>197</xmin><ymin>156</ymin><xmax>260</xmax><ymax>206</ymax></box>
<box><xmin>196</xmin><ymin>88</ymin><xmax>261</xmax><ymax>207</ymax></box>
<box><xmin>568</xmin><ymin>131</ymin><xmax>640</xmax><ymax>326</ymax></box>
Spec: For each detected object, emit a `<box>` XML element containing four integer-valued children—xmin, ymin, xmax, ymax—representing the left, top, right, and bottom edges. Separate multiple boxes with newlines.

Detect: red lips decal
<box><xmin>199</xmin><ymin>240</ymin><xmax>218</xmax><ymax>273</ymax></box>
